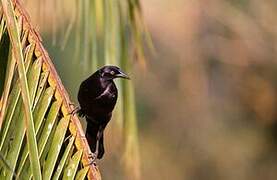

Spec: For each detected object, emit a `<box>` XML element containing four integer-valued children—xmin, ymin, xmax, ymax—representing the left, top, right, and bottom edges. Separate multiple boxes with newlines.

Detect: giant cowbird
<box><xmin>77</xmin><ymin>65</ymin><xmax>129</xmax><ymax>160</ymax></box>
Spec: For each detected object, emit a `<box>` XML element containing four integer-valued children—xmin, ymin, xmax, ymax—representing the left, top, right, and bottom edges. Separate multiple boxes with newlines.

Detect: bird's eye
<box><xmin>110</xmin><ymin>70</ymin><xmax>115</xmax><ymax>75</ymax></box>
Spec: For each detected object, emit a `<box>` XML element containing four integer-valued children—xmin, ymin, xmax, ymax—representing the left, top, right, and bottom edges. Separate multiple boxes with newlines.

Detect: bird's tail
<box><xmin>86</xmin><ymin>118</ymin><xmax>105</xmax><ymax>159</ymax></box>
<box><xmin>86</xmin><ymin>119</ymin><xmax>99</xmax><ymax>153</ymax></box>
<box><xmin>97</xmin><ymin>133</ymin><xmax>105</xmax><ymax>159</ymax></box>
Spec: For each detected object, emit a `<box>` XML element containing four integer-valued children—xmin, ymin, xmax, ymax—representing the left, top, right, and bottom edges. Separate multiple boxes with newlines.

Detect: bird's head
<box><xmin>99</xmin><ymin>65</ymin><xmax>130</xmax><ymax>81</ymax></box>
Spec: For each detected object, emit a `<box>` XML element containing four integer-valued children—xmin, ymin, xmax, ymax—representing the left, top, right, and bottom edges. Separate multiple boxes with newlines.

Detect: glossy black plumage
<box><xmin>77</xmin><ymin>65</ymin><xmax>129</xmax><ymax>159</ymax></box>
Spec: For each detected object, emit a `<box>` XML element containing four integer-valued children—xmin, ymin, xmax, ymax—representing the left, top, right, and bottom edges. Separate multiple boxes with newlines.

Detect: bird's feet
<box><xmin>68</xmin><ymin>105</ymin><xmax>81</xmax><ymax>116</ymax></box>
<box><xmin>68</xmin><ymin>104</ymin><xmax>87</xmax><ymax>118</ymax></box>
<box><xmin>86</xmin><ymin>152</ymin><xmax>98</xmax><ymax>166</ymax></box>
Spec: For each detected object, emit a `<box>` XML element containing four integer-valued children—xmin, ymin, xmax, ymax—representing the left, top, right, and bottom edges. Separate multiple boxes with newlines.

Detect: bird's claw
<box><xmin>68</xmin><ymin>106</ymin><xmax>81</xmax><ymax>116</ymax></box>
<box><xmin>86</xmin><ymin>152</ymin><xmax>97</xmax><ymax>166</ymax></box>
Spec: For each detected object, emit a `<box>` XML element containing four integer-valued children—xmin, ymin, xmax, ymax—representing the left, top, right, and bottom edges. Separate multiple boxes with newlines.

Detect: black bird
<box><xmin>77</xmin><ymin>65</ymin><xmax>129</xmax><ymax>160</ymax></box>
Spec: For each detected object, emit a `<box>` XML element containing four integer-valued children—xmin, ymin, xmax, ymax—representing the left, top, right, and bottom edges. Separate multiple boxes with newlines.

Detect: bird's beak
<box><xmin>115</xmin><ymin>70</ymin><xmax>130</xmax><ymax>79</ymax></box>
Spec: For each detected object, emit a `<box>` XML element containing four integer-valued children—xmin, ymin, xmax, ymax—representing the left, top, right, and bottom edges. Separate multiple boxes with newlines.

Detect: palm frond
<box><xmin>0</xmin><ymin>0</ymin><xmax>101</xmax><ymax>179</ymax></box>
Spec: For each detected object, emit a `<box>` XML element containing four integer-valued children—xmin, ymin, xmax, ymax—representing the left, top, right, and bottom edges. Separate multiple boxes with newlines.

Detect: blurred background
<box><xmin>23</xmin><ymin>0</ymin><xmax>277</xmax><ymax>179</ymax></box>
